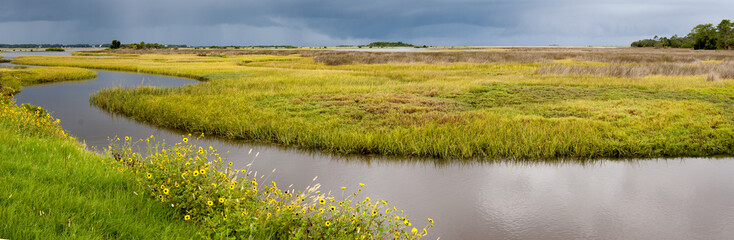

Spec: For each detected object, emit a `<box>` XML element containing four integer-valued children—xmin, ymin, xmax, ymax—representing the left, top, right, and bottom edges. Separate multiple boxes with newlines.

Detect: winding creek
<box><xmin>4</xmin><ymin>51</ymin><xmax>734</xmax><ymax>239</ymax></box>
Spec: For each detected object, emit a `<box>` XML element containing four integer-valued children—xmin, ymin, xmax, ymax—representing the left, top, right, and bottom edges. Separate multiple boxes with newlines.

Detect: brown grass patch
<box><xmin>536</xmin><ymin>62</ymin><xmax>734</xmax><ymax>78</ymax></box>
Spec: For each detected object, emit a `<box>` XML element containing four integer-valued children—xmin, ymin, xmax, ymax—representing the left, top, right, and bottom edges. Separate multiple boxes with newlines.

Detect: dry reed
<box><xmin>536</xmin><ymin>62</ymin><xmax>734</xmax><ymax>78</ymax></box>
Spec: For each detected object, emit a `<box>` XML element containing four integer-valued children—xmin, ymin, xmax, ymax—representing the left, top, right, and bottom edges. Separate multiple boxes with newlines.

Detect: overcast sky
<box><xmin>1</xmin><ymin>0</ymin><xmax>732</xmax><ymax>46</ymax></box>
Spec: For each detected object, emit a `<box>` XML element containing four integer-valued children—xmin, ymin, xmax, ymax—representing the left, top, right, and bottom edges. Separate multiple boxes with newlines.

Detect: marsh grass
<box><xmin>13</xmin><ymin>48</ymin><xmax>734</xmax><ymax>159</ymax></box>
<box><xmin>0</xmin><ymin>67</ymin><xmax>97</xmax><ymax>95</ymax></box>
<box><xmin>0</xmin><ymin>97</ymin><xmax>200</xmax><ymax>239</ymax></box>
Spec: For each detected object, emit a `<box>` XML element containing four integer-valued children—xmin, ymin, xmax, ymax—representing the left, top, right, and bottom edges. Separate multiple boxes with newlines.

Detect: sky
<box><xmin>1</xmin><ymin>0</ymin><xmax>732</xmax><ymax>46</ymax></box>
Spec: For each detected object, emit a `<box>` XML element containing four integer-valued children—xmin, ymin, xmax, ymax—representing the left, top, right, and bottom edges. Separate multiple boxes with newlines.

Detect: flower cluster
<box><xmin>108</xmin><ymin>135</ymin><xmax>434</xmax><ymax>239</ymax></box>
<box><xmin>0</xmin><ymin>97</ymin><xmax>71</xmax><ymax>140</ymax></box>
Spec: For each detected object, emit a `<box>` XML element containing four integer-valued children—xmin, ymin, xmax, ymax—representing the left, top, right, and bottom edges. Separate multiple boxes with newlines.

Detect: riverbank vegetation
<box><xmin>12</xmin><ymin>47</ymin><xmax>734</xmax><ymax>159</ymax></box>
<box><xmin>0</xmin><ymin>67</ymin><xmax>97</xmax><ymax>95</ymax></box>
<box><xmin>107</xmin><ymin>135</ymin><xmax>432</xmax><ymax>239</ymax></box>
<box><xmin>0</xmin><ymin>97</ymin><xmax>200</xmax><ymax>239</ymax></box>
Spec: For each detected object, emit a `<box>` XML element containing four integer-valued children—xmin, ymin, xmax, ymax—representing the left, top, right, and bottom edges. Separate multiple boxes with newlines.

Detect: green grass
<box><xmin>11</xmin><ymin>50</ymin><xmax>734</xmax><ymax>159</ymax></box>
<box><xmin>0</xmin><ymin>67</ymin><xmax>97</xmax><ymax>95</ymax></box>
<box><xmin>0</xmin><ymin>98</ymin><xmax>201</xmax><ymax>239</ymax></box>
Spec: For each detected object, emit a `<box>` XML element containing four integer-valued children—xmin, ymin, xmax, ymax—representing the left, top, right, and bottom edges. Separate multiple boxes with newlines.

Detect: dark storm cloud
<box><xmin>1</xmin><ymin>0</ymin><xmax>733</xmax><ymax>46</ymax></box>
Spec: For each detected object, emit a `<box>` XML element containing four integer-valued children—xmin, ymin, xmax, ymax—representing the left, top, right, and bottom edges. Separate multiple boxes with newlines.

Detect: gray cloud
<box><xmin>1</xmin><ymin>0</ymin><xmax>733</xmax><ymax>46</ymax></box>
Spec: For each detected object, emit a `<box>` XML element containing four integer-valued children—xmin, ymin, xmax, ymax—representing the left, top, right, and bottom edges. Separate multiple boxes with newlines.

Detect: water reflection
<box><xmin>7</xmin><ymin>52</ymin><xmax>734</xmax><ymax>239</ymax></box>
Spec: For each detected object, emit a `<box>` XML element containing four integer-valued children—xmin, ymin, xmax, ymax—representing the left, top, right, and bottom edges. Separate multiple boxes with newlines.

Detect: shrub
<box><xmin>45</xmin><ymin>48</ymin><xmax>65</xmax><ymax>52</ymax></box>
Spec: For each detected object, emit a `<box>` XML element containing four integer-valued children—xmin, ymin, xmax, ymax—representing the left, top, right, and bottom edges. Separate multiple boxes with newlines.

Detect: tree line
<box><xmin>632</xmin><ymin>19</ymin><xmax>734</xmax><ymax>50</ymax></box>
<box><xmin>366</xmin><ymin>42</ymin><xmax>415</xmax><ymax>47</ymax></box>
<box><xmin>109</xmin><ymin>40</ymin><xmax>169</xmax><ymax>50</ymax></box>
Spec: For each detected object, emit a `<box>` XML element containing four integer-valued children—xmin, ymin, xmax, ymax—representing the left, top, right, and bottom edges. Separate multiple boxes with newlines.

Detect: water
<box><xmin>0</xmin><ymin>48</ymin><xmax>102</xmax><ymax>58</ymax></box>
<box><xmin>5</xmin><ymin>51</ymin><xmax>734</xmax><ymax>239</ymax></box>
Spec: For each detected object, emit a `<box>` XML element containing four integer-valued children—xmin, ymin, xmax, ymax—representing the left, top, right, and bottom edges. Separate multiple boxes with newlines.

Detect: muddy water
<box><xmin>5</xmin><ymin>51</ymin><xmax>734</xmax><ymax>239</ymax></box>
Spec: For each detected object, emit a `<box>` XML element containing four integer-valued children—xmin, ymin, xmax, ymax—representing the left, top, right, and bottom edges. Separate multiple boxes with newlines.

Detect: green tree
<box><xmin>717</xmin><ymin>19</ymin><xmax>734</xmax><ymax>50</ymax></box>
<box><xmin>110</xmin><ymin>40</ymin><xmax>121</xmax><ymax>49</ymax></box>
<box><xmin>691</xmin><ymin>24</ymin><xmax>718</xmax><ymax>50</ymax></box>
